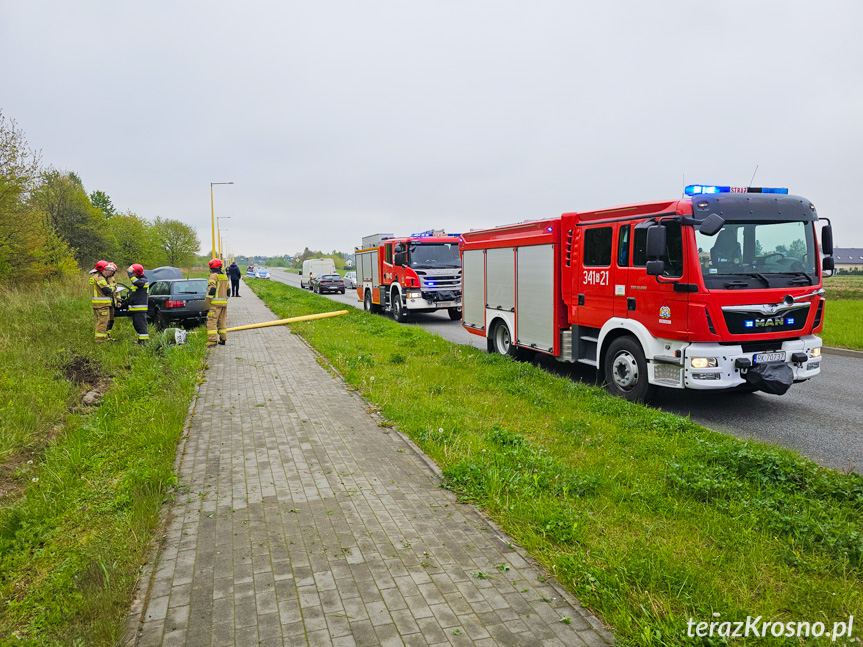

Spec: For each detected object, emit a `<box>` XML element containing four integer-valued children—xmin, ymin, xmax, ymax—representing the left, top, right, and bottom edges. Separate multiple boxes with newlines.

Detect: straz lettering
<box><xmin>583</xmin><ymin>270</ymin><xmax>609</xmax><ymax>287</ymax></box>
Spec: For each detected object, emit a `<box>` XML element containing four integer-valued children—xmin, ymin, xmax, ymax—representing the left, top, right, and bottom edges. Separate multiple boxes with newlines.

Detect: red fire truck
<box><xmin>460</xmin><ymin>186</ymin><xmax>834</xmax><ymax>401</ymax></box>
<box><xmin>356</xmin><ymin>230</ymin><xmax>463</xmax><ymax>322</ymax></box>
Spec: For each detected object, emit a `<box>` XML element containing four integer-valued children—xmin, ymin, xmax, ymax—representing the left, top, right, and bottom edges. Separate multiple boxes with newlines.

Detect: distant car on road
<box><xmin>246</xmin><ymin>266</ymin><xmax>256</xmax><ymax>276</ymax></box>
<box><xmin>343</xmin><ymin>271</ymin><xmax>357</xmax><ymax>289</ymax></box>
<box><xmin>147</xmin><ymin>278</ymin><xmax>209</xmax><ymax>328</ymax></box>
<box><xmin>255</xmin><ymin>267</ymin><xmax>271</xmax><ymax>279</ymax></box>
<box><xmin>313</xmin><ymin>273</ymin><xmax>346</xmax><ymax>294</ymax></box>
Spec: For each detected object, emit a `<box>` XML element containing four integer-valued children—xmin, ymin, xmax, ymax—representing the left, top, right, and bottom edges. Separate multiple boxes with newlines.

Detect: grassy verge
<box><xmin>821</xmin><ymin>300</ymin><xmax>863</xmax><ymax>351</ymax></box>
<box><xmin>0</xmin><ymin>276</ymin><xmax>207</xmax><ymax>645</ymax></box>
<box><xmin>824</xmin><ymin>275</ymin><xmax>863</xmax><ymax>301</ymax></box>
<box><xmin>248</xmin><ymin>277</ymin><xmax>863</xmax><ymax>646</ymax></box>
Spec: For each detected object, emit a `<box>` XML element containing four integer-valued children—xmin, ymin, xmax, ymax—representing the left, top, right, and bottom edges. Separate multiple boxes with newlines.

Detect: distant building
<box><xmin>344</xmin><ymin>258</ymin><xmax>355</xmax><ymax>268</ymax></box>
<box><xmin>833</xmin><ymin>248</ymin><xmax>863</xmax><ymax>272</ymax></box>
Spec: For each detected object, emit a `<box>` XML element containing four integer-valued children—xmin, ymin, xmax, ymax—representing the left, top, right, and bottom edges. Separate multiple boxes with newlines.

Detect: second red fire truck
<box><xmin>460</xmin><ymin>186</ymin><xmax>834</xmax><ymax>401</ymax></box>
<box><xmin>356</xmin><ymin>230</ymin><xmax>463</xmax><ymax>322</ymax></box>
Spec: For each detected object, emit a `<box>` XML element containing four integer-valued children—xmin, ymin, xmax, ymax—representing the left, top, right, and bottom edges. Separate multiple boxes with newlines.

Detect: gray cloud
<box><xmin>2</xmin><ymin>0</ymin><xmax>860</xmax><ymax>256</ymax></box>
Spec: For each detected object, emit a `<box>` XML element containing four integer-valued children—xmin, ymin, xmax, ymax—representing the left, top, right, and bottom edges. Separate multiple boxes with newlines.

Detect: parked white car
<box><xmin>343</xmin><ymin>271</ymin><xmax>357</xmax><ymax>288</ymax></box>
<box><xmin>255</xmin><ymin>267</ymin><xmax>271</xmax><ymax>279</ymax></box>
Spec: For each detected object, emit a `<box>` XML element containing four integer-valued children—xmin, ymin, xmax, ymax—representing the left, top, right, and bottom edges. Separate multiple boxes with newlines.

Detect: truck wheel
<box><xmin>491</xmin><ymin>321</ymin><xmax>517</xmax><ymax>357</ymax></box>
<box><xmin>603</xmin><ymin>336</ymin><xmax>655</xmax><ymax>402</ymax></box>
<box><xmin>392</xmin><ymin>293</ymin><xmax>408</xmax><ymax>322</ymax></box>
<box><xmin>364</xmin><ymin>290</ymin><xmax>381</xmax><ymax>314</ymax></box>
<box><xmin>448</xmin><ymin>307</ymin><xmax>462</xmax><ymax>321</ymax></box>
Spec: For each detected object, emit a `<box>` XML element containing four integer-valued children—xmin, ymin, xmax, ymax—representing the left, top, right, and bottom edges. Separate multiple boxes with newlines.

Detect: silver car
<box><xmin>343</xmin><ymin>271</ymin><xmax>357</xmax><ymax>289</ymax></box>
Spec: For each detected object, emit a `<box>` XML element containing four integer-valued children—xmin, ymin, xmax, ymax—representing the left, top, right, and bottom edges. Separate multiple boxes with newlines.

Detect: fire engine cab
<box><xmin>460</xmin><ymin>186</ymin><xmax>834</xmax><ymax>401</ymax></box>
<box><xmin>356</xmin><ymin>230</ymin><xmax>463</xmax><ymax>322</ymax></box>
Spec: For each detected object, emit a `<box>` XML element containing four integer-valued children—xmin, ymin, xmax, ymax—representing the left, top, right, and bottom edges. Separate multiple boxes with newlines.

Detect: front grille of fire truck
<box><xmin>414</xmin><ymin>272</ymin><xmax>461</xmax><ymax>290</ymax></box>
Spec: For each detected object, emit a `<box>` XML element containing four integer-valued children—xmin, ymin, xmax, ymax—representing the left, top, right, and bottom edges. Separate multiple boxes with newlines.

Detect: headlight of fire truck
<box><xmin>809</xmin><ymin>348</ymin><xmax>821</xmax><ymax>358</ymax></box>
<box><xmin>690</xmin><ymin>357</ymin><xmax>718</xmax><ymax>369</ymax></box>
<box><xmin>407</xmin><ymin>291</ymin><xmax>422</xmax><ymax>299</ymax></box>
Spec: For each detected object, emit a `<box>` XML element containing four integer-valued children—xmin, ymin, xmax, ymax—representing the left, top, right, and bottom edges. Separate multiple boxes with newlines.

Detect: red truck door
<box><xmin>576</xmin><ymin>224</ymin><xmax>617</xmax><ymax>329</ymax></box>
<box><xmin>622</xmin><ymin>220</ymin><xmax>690</xmax><ymax>336</ymax></box>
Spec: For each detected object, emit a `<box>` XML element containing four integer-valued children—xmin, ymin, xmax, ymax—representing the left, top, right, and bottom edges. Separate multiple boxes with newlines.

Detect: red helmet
<box><xmin>208</xmin><ymin>258</ymin><xmax>223</xmax><ymax>269</ymax></box>
<box><xmin>104</xmin><ymin>262</ymin><xmax>117</xmax><ymax>273</ymax></box>
<box><xmin>128</xmin><ymin>263</ymin><xmax>145</xmax><ymax>277</ymax></box>
<box><xmin>95</xmin><ymin>260</ymin><xmax>109</xmax><ymax>272</ymax></box>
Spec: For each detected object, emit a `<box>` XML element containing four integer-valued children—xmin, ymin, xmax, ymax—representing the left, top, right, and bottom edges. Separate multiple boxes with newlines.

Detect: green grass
<box><xmin>824</xmin><ymin>275</ymin><xmax>863</xmax><ymax>301</ymax></box>
<box><xmin>247</xmin><ymin>277</ymin><xmax>863</xmax><ymax>646</ymax></box>
<box><xmin>0</xmin><ymin>276</ymin><xmax>207</xmax><ymax>645</ymax></box>
<box><xmin>820</xmin><ymin>300</ymin><xmax>863</xmax><ymax>351</ymax></box>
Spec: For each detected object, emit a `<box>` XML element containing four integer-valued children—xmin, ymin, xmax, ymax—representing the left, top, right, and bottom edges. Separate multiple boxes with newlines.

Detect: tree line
<box><xmin>0</xmin><ymin>110</ymin><xmax>200</xmax><ymax>285</ymax></box>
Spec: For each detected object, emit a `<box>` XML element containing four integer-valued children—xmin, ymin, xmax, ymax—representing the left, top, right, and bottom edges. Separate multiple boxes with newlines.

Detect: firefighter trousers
<box><xmin>93</xmin><ymin>305</ymin><xmax>114</xmax><ymax>342</ymax></box>
<box><xmin>207</xmin><ymin>305</ymin><xmax>227</xmax><ymax>345</ymax></box>
<box><xmin>131</xmin><ymin>311</ymin><xmax>149</xmax><ymax>343</ymax></box>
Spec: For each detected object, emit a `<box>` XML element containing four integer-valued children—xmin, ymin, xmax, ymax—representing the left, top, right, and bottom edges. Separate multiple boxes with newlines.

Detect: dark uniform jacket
<box><xmin>128</xmin><ymin>276</ymin><xmax>149</xmax><ymax>311</ymax></box>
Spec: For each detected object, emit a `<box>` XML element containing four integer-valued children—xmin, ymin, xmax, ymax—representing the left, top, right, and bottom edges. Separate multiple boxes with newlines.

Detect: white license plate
<box><xmin>754</xmin><ymin>351</ymin><xmax>786</xmax><ymax>364</ymax></box>
<box><xmin>435</xmin><ymin>302</ymin><xmax>455</xmax><ymax>308</ymax></box>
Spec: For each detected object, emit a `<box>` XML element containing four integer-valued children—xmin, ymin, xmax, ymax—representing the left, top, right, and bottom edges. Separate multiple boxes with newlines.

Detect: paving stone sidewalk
<box><xmin>124</xmin><ymin>284</ymin><xmax>614</xmax><ymax>647</ymax></box>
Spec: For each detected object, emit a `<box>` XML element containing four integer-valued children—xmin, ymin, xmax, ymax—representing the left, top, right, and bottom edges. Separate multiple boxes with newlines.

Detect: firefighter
<box><xmin>89</xmin><ymin>260</ymin><xmax>117</xmax><ymax>342</ymax></box>
<box><xmin>126</xmin><ymin>264</ymin><xmax>149</xmax><ymax>344</ymax></box>
<box><xmin>206</xmin><ymin>258</ymin><xmax>229</xmax><ymax>346</ymax></box>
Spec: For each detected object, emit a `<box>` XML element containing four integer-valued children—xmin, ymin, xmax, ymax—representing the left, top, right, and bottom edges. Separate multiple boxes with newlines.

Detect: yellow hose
<box><xmin>223</xmin><ymin>310</ymin><xmax>349</xmax><ymax>332</ymax></box>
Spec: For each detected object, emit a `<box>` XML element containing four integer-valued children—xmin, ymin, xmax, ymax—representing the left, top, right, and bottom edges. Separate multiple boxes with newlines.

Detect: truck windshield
<box><xmin>695</xmin><ymin>221</ymin><xmax>817</xmax><ymax>287</ymax></box>
<box><xmin>407</xmin><ymin>242</ymin><xmax>461</xmax><ymax>268</ymax></box>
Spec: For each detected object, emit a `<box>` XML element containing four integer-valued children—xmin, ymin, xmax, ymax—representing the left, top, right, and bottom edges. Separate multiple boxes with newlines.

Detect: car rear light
<box><xmin>166</xmin><ymin>300</ymin><xmax>185</xmax><ymax>308</ymax></box>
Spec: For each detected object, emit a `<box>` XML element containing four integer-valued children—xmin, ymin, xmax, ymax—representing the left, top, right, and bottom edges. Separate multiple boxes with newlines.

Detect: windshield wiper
<box><xmin>778</xmin><ymin>272</ymin><xmax>814</xmax><ymax>286</ymax></box>
<box><xmin>729</xmin><ymin>272</ymin><xmax>772</xmax><ymax>288</ymax></box>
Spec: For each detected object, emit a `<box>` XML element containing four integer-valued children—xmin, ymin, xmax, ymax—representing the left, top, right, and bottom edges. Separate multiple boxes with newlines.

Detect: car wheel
<box><xmin>603</xmin><ymin>336</ymin><xmax>655</xmax><ymax>402</ymax></box>
<box><xmin>155</xmin><ymin>309</ymin><xmax>169</xmax><ymax>330</ymax></box>
<box><xmin>448</xmin><ymin>307</ymin><xmax>462</xmax><ymax>321</ymax></box>
<box><xmin>392</xmin><ymin>292</ymin><xmax>408</xmax><ymax>322</ymax></box>
<box><xmin>340</xmin><ymin>289</ymin><xmax>345</xmax><ymax>294</ymax></box>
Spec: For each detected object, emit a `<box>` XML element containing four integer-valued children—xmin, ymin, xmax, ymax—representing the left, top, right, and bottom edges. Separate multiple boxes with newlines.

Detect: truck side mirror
<box><xmin>394</xmin><ymin>252</ymin><xmax>406</xmax><ymax>266</ymax></box>
<box><xmin>822</xmin><ymin>256</ymin><xmax>834</xmax><ymax>272</ymax></box>
<box><xmin>699</xmin><ymin>213</ymin><xmax>725</xmax><ymax>236</ymax></box>
<box><xmin>646</xmin><ymin>260</ymin><xmax>665</xmax><ymax>276</ymax></box>
<box><xmin>394</xmin><ymin>243</ymin><xmax>405</xmax><ymax>253</ymax></box>
<box><xmin>646</xmin><ymin>225</ymin><xmax>666</xmax><ymax>259</ymax></box>
<box><xmin>821</xmin><ymin>225</ymin><xmax>833</xmax><ymax>256</ymax></box>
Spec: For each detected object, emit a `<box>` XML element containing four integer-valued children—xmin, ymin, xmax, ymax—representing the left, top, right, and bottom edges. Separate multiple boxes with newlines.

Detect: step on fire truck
<box><xmin>356</xmin><ymin>230</ymin><xmax>463</xmax><ymax>322</ymax></box>
<box><xmin>460</xmin><ymin>185</ymin><xmax>834</xmax><ymax>401</ymax></box>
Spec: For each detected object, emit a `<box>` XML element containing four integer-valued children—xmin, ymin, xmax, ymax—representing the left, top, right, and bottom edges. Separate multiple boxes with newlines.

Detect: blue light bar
<box><xmin>685</xmin><ymin>184</ymin><xmax>789</xmax><ymax>196</ymax></box>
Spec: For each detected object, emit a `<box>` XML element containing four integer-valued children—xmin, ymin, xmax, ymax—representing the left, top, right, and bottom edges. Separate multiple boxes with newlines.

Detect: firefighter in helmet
<box><xmin>126</xmin><ymin>264</ymin><xmax>149</xmax><ymax>344</ymax></box>
<box><xmin>90</xmin><ymin>260</ymin><xmax>118</xmax><ymax>342</ymax></box>
<box><xmin>206</xmin><ymin>258</ymin><xmax>229</xmax><ymax>346</ymax></box>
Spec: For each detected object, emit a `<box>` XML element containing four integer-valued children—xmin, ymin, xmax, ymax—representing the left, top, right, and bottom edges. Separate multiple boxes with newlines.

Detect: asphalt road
<box><xmin>266</xmin><ymin>269</ymin><xmax>862</xmax><ymax>474</ymax></box>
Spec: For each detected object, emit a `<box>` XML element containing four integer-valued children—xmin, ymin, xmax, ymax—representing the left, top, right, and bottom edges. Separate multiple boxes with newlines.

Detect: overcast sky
<box><xmin>2</xmin><ymin>1</ymin><xmax>861</xmax><ymax>258</ymax></box>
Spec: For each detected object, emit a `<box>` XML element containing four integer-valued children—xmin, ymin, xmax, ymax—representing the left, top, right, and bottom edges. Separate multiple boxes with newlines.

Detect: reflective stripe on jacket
<box><xmin>208</xmin><ymin>271</ymin><xmax>229</xmax><ymax>305</ymax></box>
<box><xmin>128</xmin><ymin>276</ymin><xmax>149</xmax><ymax>310</ymax></box>
<box><xmin>90</xmin><ymin>272</ymin><xmax>113</xmax><ymax>305</ymax></box>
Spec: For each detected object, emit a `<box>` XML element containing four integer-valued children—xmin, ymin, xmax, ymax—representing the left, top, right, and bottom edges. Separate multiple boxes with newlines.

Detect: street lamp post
<box><xmin>218</xmin><ymin>229</ymin><xmax>228</xmax><ymax>259</ymax></box>
<box><xmin>217</xmin><ymin>216</ymin><xmax>231</xmax><ymax>259</ymax></box>
<box><xmin>210</xmin><ymin>182</ymin><xmax>234</xmax><ymax>259</ymax></box>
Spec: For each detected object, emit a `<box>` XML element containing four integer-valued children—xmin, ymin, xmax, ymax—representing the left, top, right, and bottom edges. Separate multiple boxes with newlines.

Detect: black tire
<box><xmin>603</xmin><ymin>336</ymin><xmax>655</xmax><ymax>402</ymax></box>
<box><xmin>364</xmin><ymin>290</ymin><xmax>381</xmax><ymax>314</ymax></box>
<box><xmin>392</xmin><ymin>292</ymin><xmax>408</xmax><ymax>322</ymax></box>
<box><xmin>491</xmin><ymin>321</ymin><xmax>518</xmax><ymax>357</ymax></box>
<box><xmin>448</xmin><ymin>307</ymin><xmax>462</xmax><ymax>321</ymax></box>
<box><xmin>340</xmin><ymin>289</ymin><xmax>345</xmax><ymax>294</ymax></box>
<box><xmin>156</xmin><ymin>309</ymin><xmax>170</xmax><ymax>330</ymax></box>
